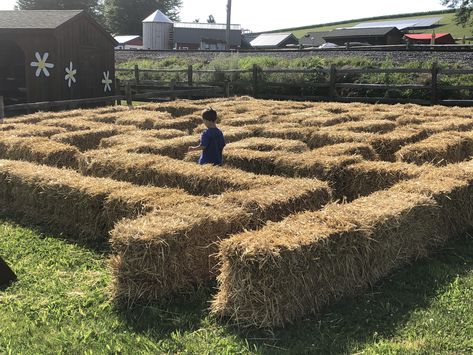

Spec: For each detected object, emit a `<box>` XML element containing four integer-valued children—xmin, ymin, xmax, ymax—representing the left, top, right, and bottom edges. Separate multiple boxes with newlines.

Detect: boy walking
<box><xmin>188</xmin><ymin>108</ymin><xmax>225</xmax><ymax>165</ymax></box>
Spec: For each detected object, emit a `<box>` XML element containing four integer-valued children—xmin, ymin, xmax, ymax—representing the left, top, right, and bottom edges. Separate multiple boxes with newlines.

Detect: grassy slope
<box><xmin>0</xmin><ymin>219</ymin><xmax>472</xmax><ymax>354</ymax></box>
<box><xmin>275</xmin><ymin>11</ymin><xmax>472</xmax><ymax>40</ymax></box>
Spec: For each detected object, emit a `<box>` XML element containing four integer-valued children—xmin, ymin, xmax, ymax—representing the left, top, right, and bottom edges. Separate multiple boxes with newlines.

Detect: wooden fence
<box><xmin>116</xmin><ymin>63</ymin><xmax>473</xmax><ymax>106</ymax></box>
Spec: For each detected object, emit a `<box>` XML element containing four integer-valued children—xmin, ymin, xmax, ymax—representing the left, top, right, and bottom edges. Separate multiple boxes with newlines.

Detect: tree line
<box><xmin>15</xmin><ymin>0</ymin><xmax>183</xmax><ymax>35</ymax></box>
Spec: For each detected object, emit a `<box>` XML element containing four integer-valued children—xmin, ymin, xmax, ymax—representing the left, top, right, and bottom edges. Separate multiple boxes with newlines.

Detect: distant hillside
<box><xmin>263</xmin><ymin>9</ymin><xmax>472</xmax><ymax>40</ymax></box>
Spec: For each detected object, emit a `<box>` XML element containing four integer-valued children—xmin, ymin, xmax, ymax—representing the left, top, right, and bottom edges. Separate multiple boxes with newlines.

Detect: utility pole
<box><xmin>226</xmin><ymin>0</ymin><xmax>232</xmax><ymax>50</ymax></box>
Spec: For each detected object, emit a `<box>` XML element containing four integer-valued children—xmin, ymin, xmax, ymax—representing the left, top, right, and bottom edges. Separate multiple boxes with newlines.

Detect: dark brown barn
<box><xmin>322</xmin><ymin>27</ymin><xmax>404</xmax><ymax>46</ymax></box>
<box><xmin>0</xmin><ymin>10</ymin><xmax>116</xmax><ymax>105</ymax></box>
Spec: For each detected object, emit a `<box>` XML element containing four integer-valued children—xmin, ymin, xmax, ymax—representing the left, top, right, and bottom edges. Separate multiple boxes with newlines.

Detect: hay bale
<box><xmin>307</xmin><ymin>130</ymin><xmax>373</xmax><ymax>149</ymax></box>
<box><xmin>79</xmin><ymin>149</ymin><xmax>286</xmax><ymax>196</ymax></box>
<box><xmin>329</xmin><ymin>119</ymin><xmax>397</xmax><ymax>134</ymax></box>
<box><xmin>221</xmin><ymin>178</ymin><xmax>331</xmax><ymax>228</ymax></box>
<box><xmin>312</xmin><ymin>142</ymin><xmax>379</xmax><ymax>160</ymax></box>
<box><xmin>110</xmin><ymin>202</ymin><xmax>250</xmax><ymax>304</ymax></box>
<box><xmin>39</xmin><ymin>118</ymin><xmax>102</xmax><ymax>131</ymax></box>
<box><xmin>395</xmin><ymin>132</ymin><xmax>473</xmax><ymax>165</ymax></box>
<box><xmin>51</xmin><ymin>127</ymin><xmax>126</xmax><ymax>151</ymax></box>
<box><xmin>1</xmin><ymin>124</ymin><xmax>67</xmax><ymax>137</ymax></box>
<box><xmin>226</xmin><ymin>137</ymin><xmax>308</xmax><ymax>153</ymax></box>
<box><xmin>368</xmin><ymin>128</ymin><xmax>429</xmax><ymax>161</ymax></box>
<box><xmin>212</xmin><ymin>190</ymin><xmax>441</xmax><ymax>328</ymax></box>
<box><xmin>335</xmin><ymin>161</ymin><xmax>426</xmax><ymax>201</ymax></box>
<box><xmin>0</xmin><ymin>159</ymin><xmax>194</xmax><ymax>242</ymax></box>
<box><xmin>418</xmin><ymin>117</ymin><xmax>473</xmax><ymax>134</ymax></box>
<box><xmin>0</xmin><ymin>136</ymin><xmax>80</xmax><ymax>169</ymax></box>
<box><xmin>114</xmin><ymin>110</ymin><xmax>199</xmax><ymax>132</ymax></box>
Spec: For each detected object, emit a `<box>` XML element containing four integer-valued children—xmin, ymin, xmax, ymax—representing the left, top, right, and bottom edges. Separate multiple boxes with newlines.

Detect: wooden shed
<box><xmin>322</xmin><ymin>27</ymin><xmax>404</xmax><ymax>46</ymax></box>
<box><xmin>0</xmin><ymin>10</ymin><xmax>116</xmax><ymax>105</ymax></box>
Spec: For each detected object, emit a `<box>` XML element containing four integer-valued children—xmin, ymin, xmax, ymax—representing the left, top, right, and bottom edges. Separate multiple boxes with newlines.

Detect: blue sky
<box><xmin>0</xmin><ymin>0</ymin><xmax>450</xmax><ymax>32</ymax></box>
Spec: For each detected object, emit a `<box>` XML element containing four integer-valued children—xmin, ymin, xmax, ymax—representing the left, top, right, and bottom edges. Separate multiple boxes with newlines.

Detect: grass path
<box><xmin>1</xmin><ymin>218</ymin><xmax>472</xmax><ymax>354</ymax></box>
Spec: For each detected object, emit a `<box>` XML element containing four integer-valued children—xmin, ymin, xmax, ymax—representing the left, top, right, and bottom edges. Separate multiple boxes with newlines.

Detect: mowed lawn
<box><xmin>1</xmin><ymin>218</ymin><xmax>472</xmax><ymax>354</ymax></box>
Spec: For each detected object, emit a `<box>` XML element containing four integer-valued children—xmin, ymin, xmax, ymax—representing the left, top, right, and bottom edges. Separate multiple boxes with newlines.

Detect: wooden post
<box><xmin>225</xmin><ymin>81</ymin><xmax>231</xmax><ymax>97</ymax></box>
<box><xmin>134</xmin><ymin>65</ymin><xmax>140</xmax><ymax>86</ymax></box>
<box><xmin>329</xmin><ymin>64</ymin><xmax>337</xmax><ymax>98</ymax></box>
<box><xmin>187</xmin><ymin>65</ymin><xmax>193</xmax><ymax>86</ymax></box>
<box><xmin>115</xmin><ymin>79</ymin><xmax>121</xmax><ymax>105</ymax></box>
<box><xmin>431</xmin><ymin>62</ymin><xmax>439</xmax><ymax>105</ymax></box>
<box><xmin>0</xmin><ymin>96</ymin><xmax>4</xmax><ymax>121</ymax></box>
<box><xmin>125</xmin><ymin>83</ymin><xmax>132</xmax><ymax>107</ymax></box>
<box><xmin>252</xmin><ymin>64</ymin><xmax>259</xmax><ymax>98</ymax></box>
<box><xmin>170</xmin><ymin>80</ymin><xmax>176</xmax><ymax>100</ymax></box>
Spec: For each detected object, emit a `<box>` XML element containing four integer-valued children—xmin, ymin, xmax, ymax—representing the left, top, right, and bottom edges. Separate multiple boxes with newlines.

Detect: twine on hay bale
<box><xmin>212</xmin><ymin>190</ymin><xmax>442</xmax><ymax>328</ymax></box>
<box><xmin>0</xmin><ymin>136</ymin><xmax>80</xmax><ymax>169</ymax></box>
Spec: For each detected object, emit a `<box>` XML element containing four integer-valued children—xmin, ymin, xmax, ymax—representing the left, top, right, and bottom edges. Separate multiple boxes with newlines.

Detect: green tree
<box><xmin>104</xmin><ymin>0</ymin><xmax>182</xmax><ymax>35</ymax></box>
<box><xmin>442</xmin><ymin>0</ymin><xmax>473</xmax><ymax>29</ymax></box>
<box><xmin>16</xmin><ymin>0</ymin><xmax>103</xmax><ymax>22</ymax></box>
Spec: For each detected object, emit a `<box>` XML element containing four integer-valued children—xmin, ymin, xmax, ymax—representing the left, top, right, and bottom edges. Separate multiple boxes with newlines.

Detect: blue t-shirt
<box><xmin>199</xmin><ymin>127</ymin><xmax>225</xmax><ymax>165</ymax></box>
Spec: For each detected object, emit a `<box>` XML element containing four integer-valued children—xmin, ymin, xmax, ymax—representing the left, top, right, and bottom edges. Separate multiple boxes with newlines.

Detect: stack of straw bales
<box><xmin>79</xmin><ymin>149</ymin><xmax>288</xmax><ymax>195</ymax></box>
<box><xmin>329</xmin><ymin>119</ymin><xmax>397</xmax><ymax>134</ymax></box>
<box><xmin>312</xmin><ymin>142</ymin><xmax>379</xmax><ymax>160</ymax></box>
<box><xmin>51</xmin><ymin>127</ymin><xmax>127</xmax><ymax>151</ymax></box>
<box><xmin>0</xmin><ymin>136</ymin><xmax>80</xmax><ymax>169</ymax></box>
<box><xmin>395</xmin><ymin>132</ymin><xmax>473</xmax><ymax>165</ymax></box>
<box><xmin>0</xmin><ymin>159</ymin><xmax>197</xmax><ymax>242</ymax></box>
<box><xmin>212</xmin><ymin>189</ymin><xmax>441</xmax><ymax>327</ymax></box>
<box><xmin>226</xmin><ymin>137</ymin><xmax>308</xmax><ymax>153</ymax></box>
<box><xmin>1</xmin><ymin>124</ymin><xmax>67</xmax><ymax>137</ymax></box>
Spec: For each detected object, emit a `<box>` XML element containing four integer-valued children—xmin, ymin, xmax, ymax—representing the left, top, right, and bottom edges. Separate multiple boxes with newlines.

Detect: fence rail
<box><xmin>116</xmin><ymin>63</ymin><xmax>473</xmax><ymax>106</ymax></box>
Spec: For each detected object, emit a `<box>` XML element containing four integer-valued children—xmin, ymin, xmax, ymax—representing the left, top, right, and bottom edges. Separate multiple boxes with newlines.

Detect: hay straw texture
<box><xmin>212</xmin><ymin>190</ymin><xmax>441</xmax><ymax>328</ymax></box>
<box><xmin>79</xmin><ymin>149</ymin><xmax>287</xmax><ymax>195</ymax></box>
<box><xmin>395</xmin><ymin>132</ymin><xmax>473</xmax><ymax>165</ymax></box>
<box><xmin>51</xmin><ymin>127</ymin><xmax>126</xmax><ymax>151</ymax></box>
<box><xmin>1</xmin><ymin>124</ymin><xmax>67</xmax><ymax>137</ymax></box>
<box><xmin>0</xmin><ymin>159</ymin><xmax>196</xmax><ymax>242</ymax></box>
<box><xmin>0</xmin><ymin>136</ymin><xmax>80</xmax><ymax>169</ymax></box>
<box><xmin>226</xmin><ymin>137</ymin><xmax>308</xmax><ymax>152</ymax></box>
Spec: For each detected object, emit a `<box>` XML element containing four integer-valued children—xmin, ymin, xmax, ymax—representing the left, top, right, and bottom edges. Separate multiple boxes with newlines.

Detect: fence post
<box><xmin>187</xmin><ymin>65</ymin><xmax>193</xmax><ymax>86</ymax></box>
<box><xmin>252</xmin><ymin>64</ymin><xmax>259</xmax><ymax>97</ymax></box>
<box><xmin>115</xmin><ymin>79</ymin><xmax>121</xmax><ymax>105</ymax></box>
<box><xmin>225</xmin><ymin>81</ymin><xmax>231</xmax><ymax>97</ymax></box>
<box><xmin>0</xmin><ymin>96</ymin><xmax>4</xmax><ymax>121</ymax></box>
<box><xmin>329</xmin><ymin>64</ymin><xmax>337</xmax><ymax>98</ymax></box>
<box><xmin>431</xmin><ymin>62</ymin><xmax>439</xmax><ymax>105</ymax></box>
<box><xmin>125</xmin><ymin>83</ymin><xmax>132</xmax><ymax>107</ymax></box>
<box><xmin>134</xmin><ymin>65</ymin><xmax>140</xmax><ymax>86</ymax></box>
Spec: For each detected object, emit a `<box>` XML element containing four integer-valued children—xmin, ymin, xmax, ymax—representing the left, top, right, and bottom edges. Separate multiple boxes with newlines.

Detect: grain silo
<box><xmin>142</xmin><ymin>10</ymin><xmax>173</xmax><ymax>50</ymax></box>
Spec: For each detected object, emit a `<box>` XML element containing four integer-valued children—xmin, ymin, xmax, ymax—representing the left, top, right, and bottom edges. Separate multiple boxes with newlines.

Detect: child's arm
<box><xmin>188</xmin><ymin>144</ymin><xmax>205</xmax><ymax>152</ymax></box>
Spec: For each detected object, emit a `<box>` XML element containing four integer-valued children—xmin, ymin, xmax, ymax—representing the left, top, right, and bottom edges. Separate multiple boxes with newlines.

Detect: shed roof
<box><xmin>0</xmin><ymin>10</ymin><xmax>82</xmax><ymax>29</ymax></box>
<box><xmin>404</xmin><ymin>33</ymin><xmax>451</xmax><ymax>40</ymax></box>
<box><xmin>114</xmin><ymin>35</ymin><xmax>141</xmax><ymax>44</ymax></box>
<box><xmin>323</xmin><ymin>27</ymin><xmax>401</xmax><ymax>39</ymax></box>
<box><xmin>143</xmin><ymin>10</ymin><xmax>173</xmax><ymax>24</ymax></box>
<box><xmin>250</xmin><ymin>33</ymin><xmax>297</xmax><ymax>47</ymax></box>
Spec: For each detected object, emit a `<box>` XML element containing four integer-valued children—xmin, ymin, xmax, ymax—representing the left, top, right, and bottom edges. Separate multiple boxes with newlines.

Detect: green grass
<box><xmin>1</xmin><ymin>218</ymin><xmax>473</xmax><ymax>354</ymax></box>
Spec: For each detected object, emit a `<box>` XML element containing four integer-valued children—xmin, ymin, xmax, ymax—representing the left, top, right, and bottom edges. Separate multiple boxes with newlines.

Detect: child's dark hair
<box><xmin>202</xmin><ymin>107</ymin><xmax>217</xmax><ymax>122</ymax></box>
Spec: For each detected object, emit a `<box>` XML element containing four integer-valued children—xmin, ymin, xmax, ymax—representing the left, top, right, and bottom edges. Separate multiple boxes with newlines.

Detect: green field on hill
<box><xmin>270</xmin><ymin>10</ymin><xmax>472</xmax><ymax>40</ymax></box>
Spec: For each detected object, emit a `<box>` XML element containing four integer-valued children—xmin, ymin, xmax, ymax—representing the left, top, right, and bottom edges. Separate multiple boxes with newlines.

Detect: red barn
<box><xmin>404</xmin><ymin>33</ymin><xmax>456</xmax><ymax>45</ymax></box>
<box><xmin>0</xmin><ymin>10</ymin><xmax>116</xmax><ymax>105</ymax></box>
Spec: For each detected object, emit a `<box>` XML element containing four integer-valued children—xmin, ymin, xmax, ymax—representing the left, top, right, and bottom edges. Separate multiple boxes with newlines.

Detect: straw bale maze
<box><xmin>2</xmin><ymin>97</ymin><xmax>473</xmax><ymax>328</ymax></box>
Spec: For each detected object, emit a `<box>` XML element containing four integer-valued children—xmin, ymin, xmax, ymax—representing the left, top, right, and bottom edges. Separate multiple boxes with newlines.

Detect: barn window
<box><xmin>0</xmin><ymin>40</ymin><xmax>26</xmax><ymax>104</ymax></box>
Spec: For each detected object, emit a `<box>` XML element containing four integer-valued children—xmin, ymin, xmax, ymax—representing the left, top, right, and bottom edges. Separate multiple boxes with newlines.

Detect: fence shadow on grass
<box><xmin>234</xmin><ymin>232</ymin><xmax>473</xmax><ymax>354</ymax></box>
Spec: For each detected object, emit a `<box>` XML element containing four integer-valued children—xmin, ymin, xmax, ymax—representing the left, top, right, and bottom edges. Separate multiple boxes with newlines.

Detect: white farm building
<box><xmin>143</xmin><ymin>10</ymin><xmax>242</xmax><ymax>50</ymax></box>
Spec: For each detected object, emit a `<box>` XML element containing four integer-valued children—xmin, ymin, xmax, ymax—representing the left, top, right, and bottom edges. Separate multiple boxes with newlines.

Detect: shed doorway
<box><xmin>0</xmin><ymin>41</ymin><xmax>27</xmax><ymax>104</ymax></box>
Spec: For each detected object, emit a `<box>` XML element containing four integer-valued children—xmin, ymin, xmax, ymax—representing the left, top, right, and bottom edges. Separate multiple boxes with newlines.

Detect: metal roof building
<box><xmin>250</xmin><ymin>33</ymin><xmax>299</xmax><ymax>49</ymax></box>
<box><xmin>115</xmin><ymin>35</ymin><xmax>143</xmax><ymax>49</ymax></box>
<box><xmin>299</xmin><ymin>31</ymin><xmax>331</xmax><ymax>47</ymax></box>
<box><xmin>142</xmin><ymin>10</ymin><xmax>241</xmax><ymax>50</ymax></box>
<box><xmin>405</xmin><ymin>33</ymin><xmax>455</xmax><ymax>44</ymax></box>
<box><xmin>350</xmin><ymin>17</ymin><xmax>442</xmax><ymax>30</ymax></box>
<box><xmin>322</xmin><ymin>27</ymin><xmax>404</xmax><ymax>46</ymax></box>
<box><xmin>0</xmin><ymin>10</ymin><xmax>116</xmax><ymax>105</ymax></box>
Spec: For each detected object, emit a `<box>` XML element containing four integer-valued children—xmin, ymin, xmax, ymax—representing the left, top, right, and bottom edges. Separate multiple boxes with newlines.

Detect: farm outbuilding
<box><xmin>0</xmin><ymin>10</ymin><xmax>116</xmax><ymax>105</ymax></box>
<box><xmin>143</xmin><ymin>10</ymin><xmax>242</xmax><ymax>50</ymax></box>
<box><xmin>115</xmin><ymin>35</ymin><xmax>143</xmax><ymax>49</ymax></box>
<box><xmin>299</xmin><ymin>31</ymin><xmax>331</xmax><ymax>47</ymax></box>
<box><xmin>250</xmin><ymin>33</ymin><xmax>299</xmax><ymax>49</ymax></box>
<box><xmin>404</xmin><ymin>33</ymin><xmax>456</xmax><ymax>45</ymax></box>
<box><xmin>322</xmin><ymin>27</ymin><xmax>404</xmax><ymax>46</ymax></box>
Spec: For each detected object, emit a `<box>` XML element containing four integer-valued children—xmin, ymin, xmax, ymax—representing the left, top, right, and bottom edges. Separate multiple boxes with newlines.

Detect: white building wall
<box><xmin>143</xmin><ymin>22</ymin><xmax>173</xmax><ymax>50</ymax></box>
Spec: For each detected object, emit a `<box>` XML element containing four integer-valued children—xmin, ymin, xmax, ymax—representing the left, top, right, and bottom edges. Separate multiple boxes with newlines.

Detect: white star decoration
<box><xmin>30</xmin><ymin>52</ymin><xmax>55</xmax><ymax>78</ymax></box>
<box><xmin>102</xmin><ymin>71</ymin><xmax>112</xmax><ymax>92</ymax></box>
<box><xmin>65</xmin><ymin>61</ymin><xmax>77</xmax><ymax>88</ymax></box>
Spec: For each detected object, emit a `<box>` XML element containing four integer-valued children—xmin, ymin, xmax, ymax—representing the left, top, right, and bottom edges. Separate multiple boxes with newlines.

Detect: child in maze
<box><xmin>188</xmin><ymin>107</ymin><xmax>225</xmax><ymax>166</ymax></box>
